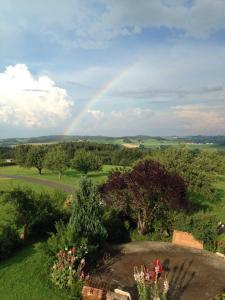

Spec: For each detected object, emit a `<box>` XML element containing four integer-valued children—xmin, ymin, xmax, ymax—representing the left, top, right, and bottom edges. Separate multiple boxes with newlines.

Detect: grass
<box><xmin>0</xmin><ymin>178</ymin><xmax>54</xmax><ymax>193</ymax></box>
<box><xmin>0</xmin><ymin>244</ymin><xmax>71</xmax><ymax>300</ymax></box>
<box><xmin>0</xmin><ymin>165</ymin><xmax>117</xmax><ymax>191</ymax></box>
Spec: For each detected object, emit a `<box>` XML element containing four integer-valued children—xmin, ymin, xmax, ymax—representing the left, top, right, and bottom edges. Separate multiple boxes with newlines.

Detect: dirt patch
<box><xmin>92</xmin><ymin>242</ymin><xmax>225</xmax><ymax>300</ymax></box>
<box><xmin>122</xmin><ymin>143</ymin><xmax>139</xmax><ymax>149</ymax></box>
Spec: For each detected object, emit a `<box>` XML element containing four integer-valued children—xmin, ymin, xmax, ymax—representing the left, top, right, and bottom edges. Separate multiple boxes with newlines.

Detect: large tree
<box><xmin>70</xmin><ymin>150</ymin><xmax>102</xmax><ymax>174</ymax></box>
<box><xmin>14</xmin><ymin>144</ymin><xmax>31</xmax><ymax>166</ymax></box>
<box><xmin>26</xmin><ymin>146</ymin><xmax>46</xmax><ymax>175</ymax></box>
<box><xmin>100</xmin><ymin>159</ymin><xmax>189</xmax><ymax>235</ymax></box>
<box><xmin>44</xmin><ymin>147</ymin><xmax>69</xmax><ymax>179</ymax></box>
<box><xmin>146</xmin><ymin>145</ymin><xmax>223</xmax><ymax>199</ymax></box>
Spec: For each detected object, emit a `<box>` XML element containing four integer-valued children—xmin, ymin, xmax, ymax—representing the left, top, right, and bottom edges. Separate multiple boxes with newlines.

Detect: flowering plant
<box><xmin>134</xmin><ymin>259</ymin><xmax>169</xmax><ymax>300</ymax></box>
<box><xmin>51</xmin><ymin>245</ymin><xmax>88</xmax><ymax>290</ymax></box>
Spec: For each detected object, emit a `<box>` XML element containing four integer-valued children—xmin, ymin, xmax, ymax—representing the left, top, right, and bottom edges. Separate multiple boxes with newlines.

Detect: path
<box><xmin>0</xmin><ymin>174</ymin><xmax>73</xmax><ymax>193</ymax></box>
<box><xmin>93</xmin><ymin>241</ymin><xmax>225</xmax><ymax>300</ymax></box>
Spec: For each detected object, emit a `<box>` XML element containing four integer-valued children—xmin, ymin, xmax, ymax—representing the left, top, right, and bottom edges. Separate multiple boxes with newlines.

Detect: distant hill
<box><xmin>0</xmin><ymin>135</ymin><xmax>225</xmax><ymax>150</ymax></box>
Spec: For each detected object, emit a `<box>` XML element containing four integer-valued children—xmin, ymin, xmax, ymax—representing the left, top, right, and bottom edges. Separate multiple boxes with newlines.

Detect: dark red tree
<box><xmin>100</xmin><ymin>160</ymin><xmax>189</xmax><ymax>235</ymax></box>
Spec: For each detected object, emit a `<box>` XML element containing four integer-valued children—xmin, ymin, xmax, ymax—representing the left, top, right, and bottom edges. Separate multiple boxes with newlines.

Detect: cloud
<box><xmin>78</xmin><ymin>105</ymin><xmax>225</xmax><ymax>136</ymax></box>
<box><xmin>1</xmin><ymin>1</ymin><xmax>225</xmax><ymax>49</ymax></box>
<box><xmin>172</xmin><ymin>104</ymin><xmax>225</xmax><ymax>134</ymax></box>
<box><xmin>87</xmin><ymin>110</ymin><xmax>105</xmax><ymax>120</ymax></box>
<box><xmin>0</xmin><ymin>64</ymin><xmax>73</xmax><ymax>128</ymax></box>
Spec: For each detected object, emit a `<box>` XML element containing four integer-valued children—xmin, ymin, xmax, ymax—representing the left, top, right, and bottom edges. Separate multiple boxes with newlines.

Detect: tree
<box><xmin>100</xmin><ymin>159</ymin><xmax>188</xmax><ymax>235</ymax></box>
<box><xmin>26</xmin><ymin>146</ymin><xmax>46</xmax><ymax>174</ymax></box>
<box><xmin>44</xmin><ymin>147</ymin><xmax>69</xmax><ymax>179</ymax></box>
<box><xmin>14</xmin><ymin>144</ymin><xmax>31</xmax><ymax>166</ymax></box>
<box><xmin>146</xmin><ymin>145</ymin><xmax>218</xmax><ymax>199</ymax></box>
<box><xmin>1</xmin><ymin>188</ymin><xmax>61</xmax><ymax>240</ymax></box>
<box><xmin>70</xmin><ymin>150</ymin><xmax>102</xmax><ymax>174</ymax></box>
<box><xmin>69</xmin><ymin>177</ymin><xmax>107</xmax><ymax>246</ymax></box>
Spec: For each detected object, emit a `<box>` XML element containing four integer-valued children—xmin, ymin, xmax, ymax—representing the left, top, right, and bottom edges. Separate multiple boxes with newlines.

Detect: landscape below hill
<box><xmin>1</xmin><ymin>135</ymin><xmax>225</xmax><ymax>151</ymax></box>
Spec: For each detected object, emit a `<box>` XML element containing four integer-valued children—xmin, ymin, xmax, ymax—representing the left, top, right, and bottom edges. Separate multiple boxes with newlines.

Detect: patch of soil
<box><xmin>91</xmin><ymin>242</ymin><xmax>225</xmax><ymax>300</ymax></box>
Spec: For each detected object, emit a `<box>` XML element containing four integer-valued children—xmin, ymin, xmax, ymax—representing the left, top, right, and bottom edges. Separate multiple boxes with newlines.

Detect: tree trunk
<box><xmin>20</xmin><ymin>224</ymin><xmax>29</xmax><ymax>241</ymax></box>
<box><xmin>38</xmin><ymin>168</ymin><xmax>42</xmax><ymax>175</ymax></box>
<box><xmin>59</xmin><ymin>171</ymin><xmax>62</xmax><ymax>180</ymax></box>
<box><xmin>137</xmin><ymin>210</ymin><xmax>147</xmax><ymax>235</ymax></box>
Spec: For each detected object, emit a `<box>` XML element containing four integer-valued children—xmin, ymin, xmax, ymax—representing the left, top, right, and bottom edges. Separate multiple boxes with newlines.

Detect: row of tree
<box><xmin>15</xmin><ymin>145</ymin><xmax>103</xmax><ymax>178</ymax></box>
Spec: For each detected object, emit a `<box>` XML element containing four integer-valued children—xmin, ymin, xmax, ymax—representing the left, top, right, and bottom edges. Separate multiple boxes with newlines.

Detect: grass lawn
<box><xmin>0</xmin><ymin>165</ymin><xmax>117</xmax><ymax>191</ymax></box>
<box><xmin>0</xmin><ymin>178</ymin><xmax>54</xmax><ymax>193</ymax></box>
<box><xmin>0</xmin><ymin>244</ymin><xmax>71</xmax><ymax>300</ymax></box>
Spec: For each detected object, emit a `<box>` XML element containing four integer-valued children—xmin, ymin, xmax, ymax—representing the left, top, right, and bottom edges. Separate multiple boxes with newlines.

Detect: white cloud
<box><xmin>78</xmin><ymin>105</ymin><xmax>225</xmax><ymax>136</ymax></box>
<box><xmin>0</xmin><ymin>64</ymin><xmax>73</xmax><ymax>128</ymax></box>
<box><xmin>172</xmin><ymin>104</ymin><xmax>225</xmax><ymax>134</ymax></box>
<box><xmin>87</xmin><ymin>109</ymin><xmax>104</xmax><ymax>120</ymax></box>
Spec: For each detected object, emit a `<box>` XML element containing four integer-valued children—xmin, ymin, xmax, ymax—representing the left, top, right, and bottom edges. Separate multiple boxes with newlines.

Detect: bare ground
<box><xmin>92</xmin><ymin>241</ymin><xmax>225</xmax><ymax>300</ymax></box>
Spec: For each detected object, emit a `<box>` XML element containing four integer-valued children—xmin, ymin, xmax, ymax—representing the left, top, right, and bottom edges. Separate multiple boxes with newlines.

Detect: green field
<box><xmin>0</xmin><ymin>244</ymin><xmax>70</xmax><ymax>300</ymax></box>
<box><xmin>0</xmin><ymin>165</ymin><xmax>117</xmax><ymax>192</ymax></box>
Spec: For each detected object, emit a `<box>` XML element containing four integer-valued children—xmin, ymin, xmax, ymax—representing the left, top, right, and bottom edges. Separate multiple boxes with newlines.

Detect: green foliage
<box><xmin>171</xmin><ymin>211</ymin><xmax>219</xmax><ymax>251</ymax></box>
<box><xmin>26</xmin><ymin>146</ymin><xmax>47</xmax><ymax>174</ymax></box>
<box><xmin>0</xmin><ymin>225</ymin><xmax>19</xmax><ymax>259</ymax></box>
<box><xmin>45</xmin><ymin>221</ymin><xmax>74</xmax><ymax>257</ymax></box>
<box><xmin>112</xmin><ymin>148</ymin><xmax>144</xmax><ymax>166</ymax></box>
<box><xmin>1</xmin><ymin>188</ymin><xmax>63</xmax><ymax>239</ymax></box>
<box><xmin>50</xmin><ymin>246</ymin><xmax>85</xmax><ymax>293</ymax></box>
<box><xmin>217</xmin><ymin>234</ymin><xmax>225</xmax><ymax>254</ymax></box>
<box><xmin>70</xmin><ymin>150</ymin><xmax>102</xmax><ymax>174</ymax></box>
<box><xmin>15</xmin><ymin>144</ymin><xmax>31</xmax><ymax>166</ymax></box>
<box><xmin>145</xmin><ymin>145</ymin><xmax>222</xmax><ymax>199</ymax></box>
<box><xmin>69</xmin><ymin>177</ymin><xmax>107</xmax><ymax>247</ymax></box>
<box><xmin>44</xmin><ymin>147</ymin><xmax>69</xmax><ymax>179</ymax></box>
<box><xmin>102</xmin><ymin>208</ymin><xmax>130</xmax><ymax>243</ymax></box>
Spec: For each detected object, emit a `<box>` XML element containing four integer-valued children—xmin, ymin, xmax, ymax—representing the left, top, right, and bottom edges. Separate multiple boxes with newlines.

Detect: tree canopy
<box><xmin>100</xmin><ymin>159</ymin><xmax>188</xmax><ymax>235</ymax></box>
<box><xmin>70</xmin><ymin>150</ymin><xmax>102</xmax><ymax>174</ymax></box>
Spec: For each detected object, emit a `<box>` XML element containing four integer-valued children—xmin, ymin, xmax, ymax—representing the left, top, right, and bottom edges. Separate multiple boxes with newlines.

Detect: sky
<box><xmin>1</xmin><ymin>0</ymin><xmax>225</xmax><ymax>138</ymax></box>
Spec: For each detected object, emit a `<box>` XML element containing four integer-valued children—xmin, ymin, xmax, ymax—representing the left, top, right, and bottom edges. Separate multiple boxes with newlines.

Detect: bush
<box><xmin>1</xmin><ymin>188</ymin><xmax>64</xmax><ymax>240</ymax></box>
<box><xmin>171</xmin><ymin>212</ymin><xmax>219</xmax><ymax>251</ymax></box>
<box><xmin>102</xmin><ymin>208</ymin><xmax>130</xmax><ymax>243</ymax></box>
<box><xmin>69</xmin><ymin>177</ymin><xmax>107</xmax><ymax>247</ymax></box>
<box><xmin>0</xmin><ymin>225</ymin><xmax>19</xmax><ymax>259</ymax></box>
<box><xmin>217</xmin><ymin>234</ymin><xmax>225</xmax><ymax>254</ymax></box>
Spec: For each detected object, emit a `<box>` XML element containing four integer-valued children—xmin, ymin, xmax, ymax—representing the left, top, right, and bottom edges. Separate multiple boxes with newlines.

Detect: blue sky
<box><xmin>1</xmin><ymin>0</ymin><xmax>225</xmax><ymax>137</ymax></box>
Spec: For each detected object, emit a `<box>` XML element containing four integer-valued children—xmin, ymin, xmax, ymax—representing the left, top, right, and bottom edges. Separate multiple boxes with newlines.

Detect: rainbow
<box><xmin>63</xmin><ymin>66</ymin><xmax>132</xmax><ymax>136</ymax></box>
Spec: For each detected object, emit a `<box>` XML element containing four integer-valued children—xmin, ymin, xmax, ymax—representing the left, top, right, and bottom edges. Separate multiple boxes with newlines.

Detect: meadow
<box><xmin>0</xmin><ymin>165</ymin><xmax>117</xmax><ymax>192</ymax></box>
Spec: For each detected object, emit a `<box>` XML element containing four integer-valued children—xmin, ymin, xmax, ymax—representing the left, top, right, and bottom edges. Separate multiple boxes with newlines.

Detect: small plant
<box><xmin>134</xmin><ymin>259</ymin><xmax>169</xmax><ymax>300</ymax></box>
<box><xmin>51</xmin><ymin>245</ymin><xmax>88</xmax><ymax>291</ymax></box>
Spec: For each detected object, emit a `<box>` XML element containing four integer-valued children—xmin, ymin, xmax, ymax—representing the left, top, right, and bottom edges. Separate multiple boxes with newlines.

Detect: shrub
<box><xmin>102</xmin><ymin>208</ymin><xmax>130</xmax><ymax>243</ymax></box>
<box><xmin>1</xmin><ymin>188</ymin><xmax>63</xmax><ymax>240</ymax></box>
<box><xmin>45</xmin><ymin>221</ymin><xmax>74</xmax><ymax>258</ymax></box>
<box><xmin>171</xmin><ymin>212</ymin><xmax>219</xmax><ymax>251</ymax></box>
<box><xmin>51</xmin><ymin>246</ymin><xmax>87</xmax><ymax>292</ymax></box>
<box><xmin>69</xmin><ymin>177</ymin><xmax>107</xmax><ymax>247</ymax></box>
<box><xmin>217</xmin><ymin>234</ymin><xmax>225</xmax><ymax>254</ymax></box>
<box><xmin>0</xmin><ymin>225</ymin><xmax>19</xmax><ymax>259</ymax></box>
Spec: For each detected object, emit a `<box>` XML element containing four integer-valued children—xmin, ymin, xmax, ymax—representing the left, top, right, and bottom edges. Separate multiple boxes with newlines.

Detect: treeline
<box><xmin>12</xmin><ymin>142</ymin><xmax>147</xmax><ymax>178</ymax></box>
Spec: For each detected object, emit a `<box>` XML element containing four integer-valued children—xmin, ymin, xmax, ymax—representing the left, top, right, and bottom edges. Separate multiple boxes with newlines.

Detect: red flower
<box><xmin>152</xmin><ymin>259</ymin><xmax>164</xmax><ymax>274</ymax></box>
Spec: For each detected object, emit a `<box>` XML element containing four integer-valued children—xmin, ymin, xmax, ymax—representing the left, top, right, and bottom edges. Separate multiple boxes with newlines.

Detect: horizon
<box><xmin>1</xmin><ymin>133</ymin><xmax>225</xmax><ymax>140</ymax></box>
<box><xmin>1</xmin><ymin>1</ymin><xmax>225</xmax><ymax>137</ymax></box>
